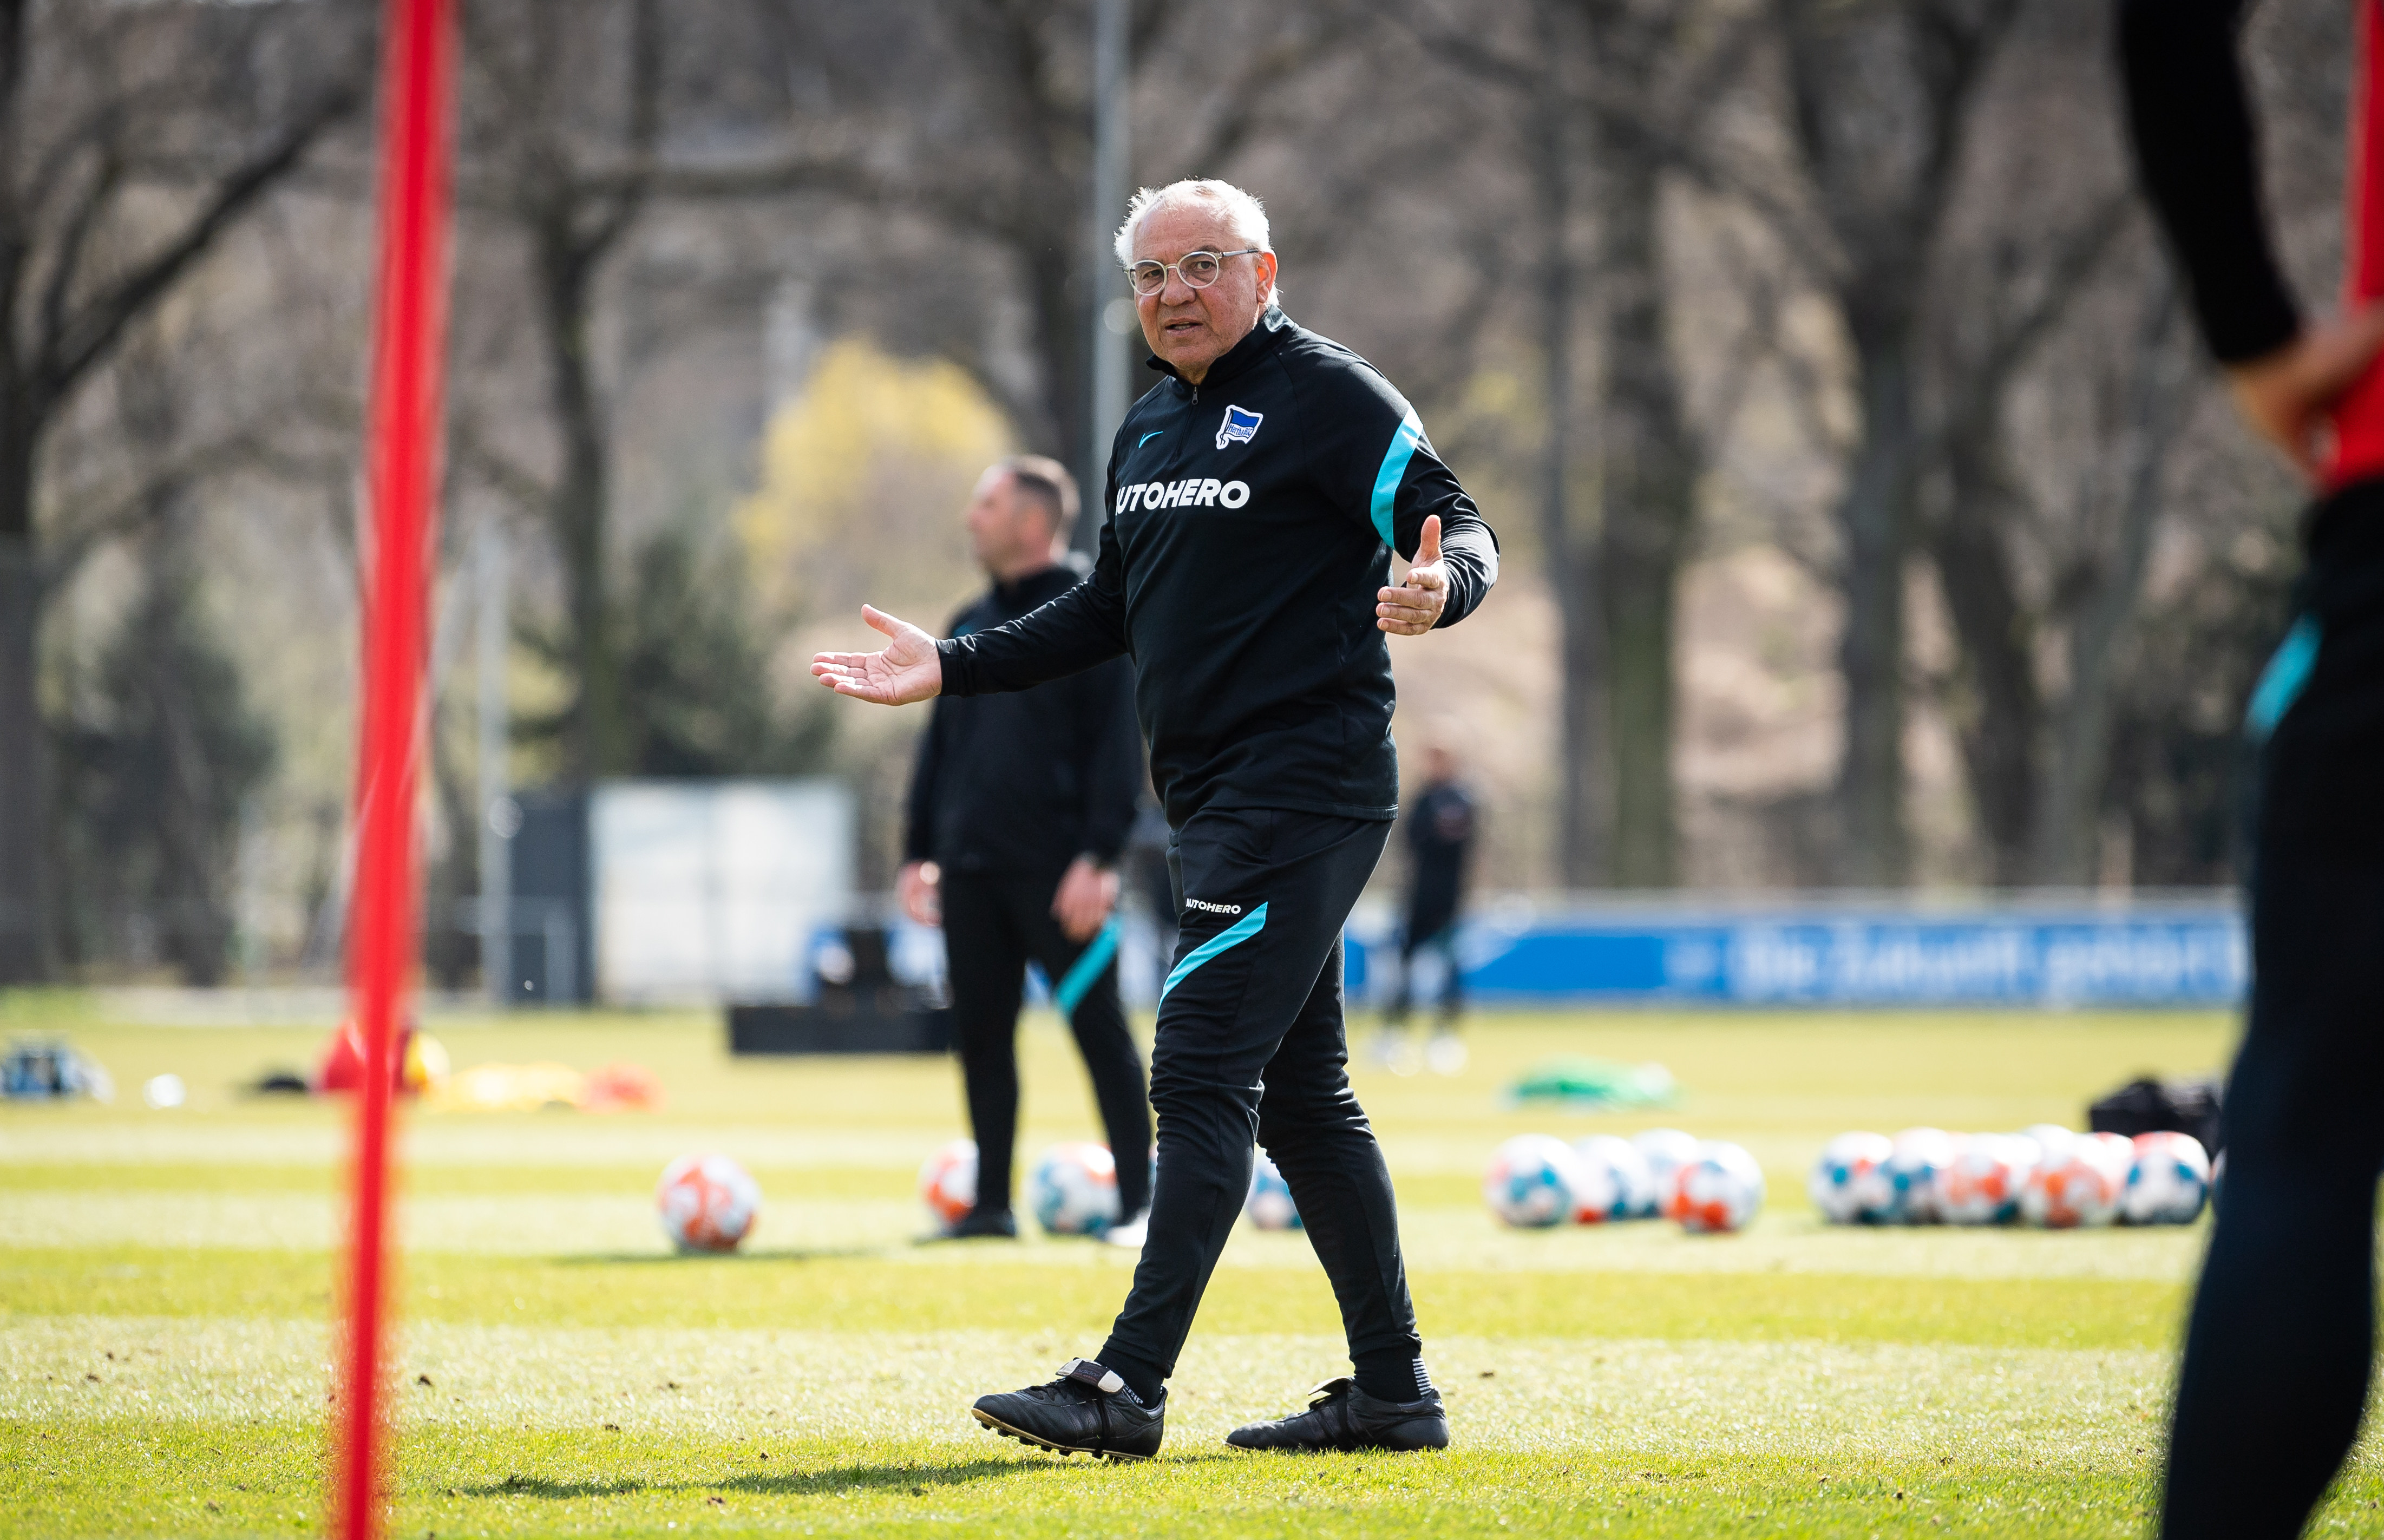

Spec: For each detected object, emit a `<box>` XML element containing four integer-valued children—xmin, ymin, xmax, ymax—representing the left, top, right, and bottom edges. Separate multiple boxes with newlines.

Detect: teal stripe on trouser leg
<box><xmin>1051</xmin><ymin>917</ymin><xmax>1122</xmax><ymax>1023</ymax></box>
<box><xmin>2247</xmin><ymin>615</ymin><xmax>2321</xmax><ymax>742</ymax></box>
<box><xmin>1160</xmin><ymin>903</ymin><xmax>1268</xmax><ymax>1001</ymax></box>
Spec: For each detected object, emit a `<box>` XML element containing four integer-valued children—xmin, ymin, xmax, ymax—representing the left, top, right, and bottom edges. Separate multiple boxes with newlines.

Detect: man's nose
<box><xmin>1161</xmin><ymin>270</ymin><xmax>1198</xmax><ymax>305</ymax></box>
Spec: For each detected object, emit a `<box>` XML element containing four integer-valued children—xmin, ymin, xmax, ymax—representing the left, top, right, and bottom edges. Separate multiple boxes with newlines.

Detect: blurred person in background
<box><xmin>899</xmin><ymin>456</ymin><xmax>1151</xmax><ymax>1243</ymax></box>
<box><xmin>814</xmin><ymin>177</ymin><xmax>1498</xmax><ymax>1459</ymax></box>
<box><xmin>1374</xmin><ymin>733</ymin><xmax>1477</xmax><ymax>1077</ymax></box>
<box><xmin>2120</xmin><ymin>3</ymin><xmax>2384</xmax><ymax>1536</ymax></box>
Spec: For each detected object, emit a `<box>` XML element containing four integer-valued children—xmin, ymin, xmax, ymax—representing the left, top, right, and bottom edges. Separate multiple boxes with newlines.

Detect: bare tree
<box><xmin>1405</xmin><ymin>0</ymin><xmax>1738</xmax><ymax>888</ymax></box>
<box><xmin>0</xmin><ymin>0</ymin><xmax>365</xmax><ymax>981</ymax></box>
<box><xmin>1764</xmin><ymin>0</ymin><xmax>2023</xmax><ymax>884</ymax></box>
<box><xmin>1930</xmin><ymin>240</ymin><xmax>2198</xmax><ymax>884</ymax></box>
<box><xmin>1409</xmin><ymin>2</ymin><xmax>1607</xmax><ymax>887</ymax></box>
<box><xmin>850</xmin><ymin>1</ymin><xmax>1360</xmax><ymax>510</ymax></box>
<box><xmin>450</xmin><ymin>0</ymin><xmax>662</xmax><ymax>782</ymax></box>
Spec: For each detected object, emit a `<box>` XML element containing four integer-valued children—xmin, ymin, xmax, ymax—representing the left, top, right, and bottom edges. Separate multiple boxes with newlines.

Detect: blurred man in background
<box><xmin>1376</xmin><ymin>734</ymin><xmax>1476</xmax><ymax>1077</ymax></box>
<box><xmin>2120</xmin><ymin>3</ymin><xmax>2384</xmax><ymax>1535</ymax></box>
<box><xmin>899</xmin><ymin>456</ymin><xmax>1151</xmax><ymax>1243</ymax></box>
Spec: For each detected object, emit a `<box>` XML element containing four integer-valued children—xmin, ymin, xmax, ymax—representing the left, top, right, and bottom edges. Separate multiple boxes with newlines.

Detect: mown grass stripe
<box><xmin>0</xmin><ymin>1246</ymin><xmax>2189</xmax><ymax>1350</ymax></box>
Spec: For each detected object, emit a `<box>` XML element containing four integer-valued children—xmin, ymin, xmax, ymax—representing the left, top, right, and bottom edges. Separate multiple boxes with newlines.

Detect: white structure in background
<box><xmin>591</xmin><ymin>780</ymin><xmax>855</xmax><ymax>1004</ymax></box>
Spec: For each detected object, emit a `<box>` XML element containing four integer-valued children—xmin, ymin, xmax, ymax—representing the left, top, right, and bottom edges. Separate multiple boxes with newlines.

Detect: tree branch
<box><xmin>567</xmin><ymin>0</ymin><xmax>663</xmax><ymax>266</ymax></box>
<box><xmin>33</xmin><ymin>81</ymin><xmax>361</xmax><ymax>417</ymax></box>
<box><xmin>449</xmin><ymin>420</ymin><xmax>555</xmax><ymax>520</ymax></box>
<box><xmin>36</xmin><ymin>148</ymin><xmax>122</xmax><ymax>365</ymax></box>
<box><xmin>1933</xmin><ymin>194</ymin><xmax>2137</xmax><ymax>463</ymax></box>
<box><xmin>36</xmin><ymin>430</ymin><xmax>272</xmax><ymax>597</ymax></box>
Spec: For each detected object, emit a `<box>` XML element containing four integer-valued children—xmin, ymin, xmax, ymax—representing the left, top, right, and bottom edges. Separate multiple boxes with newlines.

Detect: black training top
<box><xmin>1404</xmin><ymin>778</ymin><xmax>1477</xmax><ymax>924</ymax></box>
<box><xmin>903</xmin><ymin>559</ymin><xmax>1143</xmax><ymax>883</ymax></box>
<box><xmin>2116</xmin><ymin>0</ymin><xmax>2303</xmax><ymax>364</ymax></box>
<box><xmin>934</xmin><ymin>309</ymin><xmax>1500</xmax><ymax>828</ymax></box>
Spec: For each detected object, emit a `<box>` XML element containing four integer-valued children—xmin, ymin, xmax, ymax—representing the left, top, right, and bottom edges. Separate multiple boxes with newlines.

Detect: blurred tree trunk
<box><xmin>1421</xmin><ymin>0</ymin><xmax>1715</xmax><ymax>889</ymax></box>
<box><xmin>1529</xmin><ymin>8</ymin><xmax>1607</xmax><ymax>889</ymax></box>
<box><xmin>1594</xmin><ymin>172</ymin><xmax>1691</xmax><ymax>890</ymax></box>
<box><xmin>0</xmin><ymin>0</ymin><xmax>358</xmax><ymax>981</ymax></box>
<box><xmin>461</xmin><ymin>0</ymin><xmax>659</xmax><ymax>782</ymax></box>
<box><xmin>1931</xmin><ymin>430</ymin><xmax>2039</xmax><ymax>883</ymax></box>
<box><xmin>1924</xmin><ymin>166</ymin><xmax>2168</xmax><ymax>886</ymax></box>
<box><xmin>1771</xmin><ymin>0</ymin><xmax>2020</xmax><ymax>886</ymax></box>
<box><xmin>1582</xmin><ymin>0</ymin><xmax>1700</xmax><ymax>889</ymax></box>
<box><xmin>2027</xmin><ymin>280</ymin><xmax>2193</xmax><ymax>884</ymax></box>
<box><xmin>532</xmin><ymin>185</ymin><xmax>634</xmax><ymax>783</ymax></box>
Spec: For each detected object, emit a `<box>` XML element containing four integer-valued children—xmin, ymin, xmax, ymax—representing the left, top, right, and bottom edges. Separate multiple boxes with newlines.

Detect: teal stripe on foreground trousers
<box><xmin>1161</xmin><ymin>903</ymin><xmax>1269</xmax><ymax>1001</ymax></box>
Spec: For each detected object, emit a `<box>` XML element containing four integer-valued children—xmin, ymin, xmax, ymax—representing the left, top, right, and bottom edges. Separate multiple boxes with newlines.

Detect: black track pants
<box><xmin>2163</xmin><ymin>487</ymin><xmax>2384</xmax><ymax>1540</ymax></box>
<box><xmin>941</xmin><ymin>873</ymin><xmax>1151</xmax><ymax>1220</ymax></box>
<box><xmin>1096</xmin><ymin>808</ymin><xmax>1420</xmax><ymax>1394</ymax></box>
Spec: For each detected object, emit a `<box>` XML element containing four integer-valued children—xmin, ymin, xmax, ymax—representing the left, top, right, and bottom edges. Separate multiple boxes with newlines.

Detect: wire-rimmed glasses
<box><xmin>1126</xmin><ymin>248</ymin><xmax>1263</xmax><ymax>297</ymax></box>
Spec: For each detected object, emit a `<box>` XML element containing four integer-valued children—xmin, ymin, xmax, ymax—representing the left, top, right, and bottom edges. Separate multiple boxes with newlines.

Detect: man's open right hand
<box><xmin>811</xmin><ymin>605</ymin><xmax>943</xmax><ymax>705</ymax></box>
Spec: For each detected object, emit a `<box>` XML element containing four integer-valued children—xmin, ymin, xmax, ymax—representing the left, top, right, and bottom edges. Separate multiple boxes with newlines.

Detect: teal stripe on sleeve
<box><xmin>1051</xmin><ymin>918</ymin><xmax>1123</xmax><ymax>1023</ymax></box>
<box><xmin>2246</xmin><ymin>614</ymin><xmax>2320</xmax><ymax>741</ymax></box>
<box><xmin>1161</xmin><ymin>902</ymin><xmax>1269</xmax><ymax>1001</ymax></box>
<box><xmin>1368</xmin><ymin>408</ymin><xmax>1427</xmax><ymax>551</ymax></box>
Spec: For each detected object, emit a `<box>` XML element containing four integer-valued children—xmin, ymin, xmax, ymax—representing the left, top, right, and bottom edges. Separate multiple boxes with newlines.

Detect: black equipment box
<box><xmin>726</xmin><ymin>923</ymin><xmax>951</xmax><ymax>1054</ymax></box>
<box><xmin>728</xmin><ymin>997</ymin><xmax>953</xmax><ymax>1055</ymax></box>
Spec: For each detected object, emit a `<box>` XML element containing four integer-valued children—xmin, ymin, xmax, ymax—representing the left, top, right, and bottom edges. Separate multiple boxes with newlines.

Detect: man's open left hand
<box><xmin>1378</xmin><ymin>514</ymin><xmax>1449</xmax><ymax>635</ymax></box>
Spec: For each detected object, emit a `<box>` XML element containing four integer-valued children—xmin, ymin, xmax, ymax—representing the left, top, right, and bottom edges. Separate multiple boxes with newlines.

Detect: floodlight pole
<box><xmin>337</xmin><ymin>2</ymin><xmax>456</xmax><ymax>1538</ymax></box>
<box><xmin>475</xmin><ymin>521</ymin><xmax>511</xmax><ymax>1008</ymax></box>
<box><xmin>1082</xmin><ymin>0</ymin><xmax>1132</xmax><ymax>553</ymax></box>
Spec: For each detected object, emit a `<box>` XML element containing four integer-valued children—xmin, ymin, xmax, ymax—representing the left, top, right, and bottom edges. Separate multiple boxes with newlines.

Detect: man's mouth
<box><xmin>1163</xmin><ymin>318</ymin><xmax>1203</xmax><ymax>337</ymax></box>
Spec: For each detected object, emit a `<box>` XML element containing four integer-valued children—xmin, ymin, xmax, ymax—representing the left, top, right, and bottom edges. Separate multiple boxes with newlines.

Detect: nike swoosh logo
<box><xmin>1138</xmin><ymin>430</ymin><xmax>1165</xmax><ymax>448</ymax></box>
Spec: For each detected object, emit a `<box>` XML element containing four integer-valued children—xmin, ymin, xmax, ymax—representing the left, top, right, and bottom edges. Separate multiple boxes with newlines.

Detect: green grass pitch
<box><xmin>3</xmin><ymin>998</ymin><xmax>2380</xmax><ymax>1537</ymax></box>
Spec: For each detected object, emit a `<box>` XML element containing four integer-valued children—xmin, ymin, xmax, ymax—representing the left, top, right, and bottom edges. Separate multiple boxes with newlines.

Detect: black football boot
<box><xmin>934</xmin><ymin>1207</ymin><xmax>1018</xmax><ymax>1240</ymax></box>
<box><xmin>1225</xmin><ymin>1377</ymin><xmax>1449</xmax><ymax>1453</ymax></box>
<box><xmin>971</xmin><ymin>1358</ymin><xmax>1165</xmax><ymax>1462</ymax></box>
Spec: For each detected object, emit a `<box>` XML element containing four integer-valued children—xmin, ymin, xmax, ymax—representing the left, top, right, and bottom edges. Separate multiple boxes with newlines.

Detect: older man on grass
<box><xmin>812</xmin><ymin>179</ymin><xmax>1498</xmax><ymax>1460</ymax></box>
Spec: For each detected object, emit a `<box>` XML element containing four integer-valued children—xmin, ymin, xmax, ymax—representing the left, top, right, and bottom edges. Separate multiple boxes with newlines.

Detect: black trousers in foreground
<box><xmin>940</xmin><ymin>872</ymin><xmax>1151</xmax><ymax>1221</ymax></box>
<box><xmin>2163</xmin><ymin>484</ymin><xmax>2384</xmax><ymax>1540</ymax></box>
<box><xmin>1096</xmin><ymin>808</ymin><xmax>1425</xmax><ymax>1406</ymax></box>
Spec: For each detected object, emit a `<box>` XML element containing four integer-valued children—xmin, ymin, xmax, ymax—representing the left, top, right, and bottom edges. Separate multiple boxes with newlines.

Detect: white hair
<box><xmin>1113</xmin><ymin>179</ymin><xmax>1281</xmax><ymax>307</ymax></box>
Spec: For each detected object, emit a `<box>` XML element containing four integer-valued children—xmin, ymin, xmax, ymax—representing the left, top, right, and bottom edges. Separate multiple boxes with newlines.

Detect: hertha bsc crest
<box><xmin>1216</xmin><ymin>404</ymin><xmax>1264</xmax><ymax>450</ymax></box>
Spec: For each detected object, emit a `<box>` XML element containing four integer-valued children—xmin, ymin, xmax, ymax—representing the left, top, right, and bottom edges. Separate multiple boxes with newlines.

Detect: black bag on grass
<box><xmin>2088</xmin><ymin>1076</ymin><xmax>2223</xmax><ymax>1156</ymax></box>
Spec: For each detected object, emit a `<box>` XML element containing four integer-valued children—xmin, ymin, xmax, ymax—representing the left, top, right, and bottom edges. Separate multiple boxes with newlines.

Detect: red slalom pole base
<box><xmin>333</xmin><ymin>1</ymin><xmax>456</xmax><ymax>1537</ymax></box>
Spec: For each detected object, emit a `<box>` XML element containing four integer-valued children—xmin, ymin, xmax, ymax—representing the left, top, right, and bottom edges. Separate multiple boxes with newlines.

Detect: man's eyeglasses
<box><xmin>1126</xmin><ymin>248</ymin><xmax>1263</xmax><ymax>297</ymax></box>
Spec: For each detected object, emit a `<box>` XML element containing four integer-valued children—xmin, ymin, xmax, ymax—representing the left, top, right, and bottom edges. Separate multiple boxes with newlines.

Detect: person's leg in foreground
<box><xmin>969</xmin><ymin>809</ymin><xmax>1446</xmax><ymax>1458</ymax></box>
<box><xmin>2161</xmin><ymin>505</ymin><xmax>2384</xmax><ymax>1539</ymax></box>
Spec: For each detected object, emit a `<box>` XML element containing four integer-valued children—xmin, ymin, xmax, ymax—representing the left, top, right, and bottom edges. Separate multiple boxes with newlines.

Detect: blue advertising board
<box><xmin>1345</xmin><ymin>897</ymin><xmax>2245</xmax><ymax>1008</ymax></box>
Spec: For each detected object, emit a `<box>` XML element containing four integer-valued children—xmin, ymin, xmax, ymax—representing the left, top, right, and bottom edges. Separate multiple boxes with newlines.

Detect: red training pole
<box><xmin>2329</xmin><ymin>0</ymin><xmax>2384</xmax><ymax>487</ymax></box>
<box><xmin>335</xmin><ymin>2</ymin><xmax>455</xmax><ymax>1538</ymax></box>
